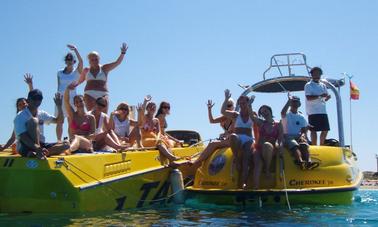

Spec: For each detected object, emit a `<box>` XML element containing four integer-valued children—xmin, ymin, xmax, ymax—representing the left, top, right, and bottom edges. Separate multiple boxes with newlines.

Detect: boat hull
<box><xmin>0</xmin><ymin>147</ymin><xmax>201</xmax><ymax>213</ymax></box>
<box><xmin>187</xmin><ymin>145</ymin><xmax>362</xmax><ymax>206</ymax></box>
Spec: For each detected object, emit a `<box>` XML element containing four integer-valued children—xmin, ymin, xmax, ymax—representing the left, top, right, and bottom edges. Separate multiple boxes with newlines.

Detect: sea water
<box><xmin>0</xmin><ymin>190</ymin><xmax>377</xmax><ymax>226</ymax></box>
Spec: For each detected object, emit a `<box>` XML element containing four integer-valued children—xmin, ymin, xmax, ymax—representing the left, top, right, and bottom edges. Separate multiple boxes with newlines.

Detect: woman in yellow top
<box><xmin>138</xmin><ymin>95</ymin><xmax>179</xmax><ymax>166</ymax></box>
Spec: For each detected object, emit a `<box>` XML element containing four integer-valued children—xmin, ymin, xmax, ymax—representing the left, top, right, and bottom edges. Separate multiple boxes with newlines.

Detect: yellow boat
<box><xmin>186</xmin><ymin>53</ymin><xmax>363</xmax><ymax>206</ymax></box>
<box><xmin>0</xmin><ymin>130</ymin><xmax>203</xmax><ymax>213</ymax></box>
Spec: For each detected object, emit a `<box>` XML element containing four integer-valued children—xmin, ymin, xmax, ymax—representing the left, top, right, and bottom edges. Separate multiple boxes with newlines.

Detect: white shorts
<box><xmin>237</xmin><ymin>134</ymin><xmax>254</xmax><ymax>146</ymax></box>
<box><xmin>84</xmin><ymin>90</ymin><xmax>109</xmax><ymax>99</ymax></box>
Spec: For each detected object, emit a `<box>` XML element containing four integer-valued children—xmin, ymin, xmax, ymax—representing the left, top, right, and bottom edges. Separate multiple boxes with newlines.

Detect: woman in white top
<box><xmin>221</xmin><ymin>89</ymin><xmax>254</xmax><ymax>189</ymax></box>
<box><xmin>74</xmin><ymin>43</ymin><xmax>128</xmax><ymax>113</ymax></box>
<box><xmin>109</xmin><ymin>102</ymin><xmax>142</xmax><ymax>147</ymax></box>
<box><xmin>90</xmin><ymin>97</ymin><xmax>127</xmax><ymax>151</ymax></box>
<box><xmin>56</xmin><ymin>44</ymin><xmax>83</xmax><ymax>142</ymax></box>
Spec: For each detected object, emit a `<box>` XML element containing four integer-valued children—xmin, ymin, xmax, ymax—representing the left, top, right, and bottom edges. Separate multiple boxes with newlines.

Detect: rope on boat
<box><xmin>282</xmin><ymin>169</ymin><xmax>292</xmax><ymax>211</ymax></box>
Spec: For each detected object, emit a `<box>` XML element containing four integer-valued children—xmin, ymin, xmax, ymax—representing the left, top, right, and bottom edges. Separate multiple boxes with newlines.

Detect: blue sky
<box><xmin>1</xmin><ymin>0</ymin><xmax>377</xmax><ymax>171</ymax></box>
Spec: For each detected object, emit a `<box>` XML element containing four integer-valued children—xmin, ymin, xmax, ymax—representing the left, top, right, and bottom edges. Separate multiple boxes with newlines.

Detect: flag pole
<box><xmin>346</xmin><ymin>74</ymin><xmax>354</xmax><ymax>151</ymax></box>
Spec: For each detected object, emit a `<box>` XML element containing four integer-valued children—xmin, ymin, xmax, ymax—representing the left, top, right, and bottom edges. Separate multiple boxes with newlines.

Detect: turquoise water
<box><xmin>0</xmin><ymin>190</ymin><xmax>377</xmax><ymax>226</ymax></box>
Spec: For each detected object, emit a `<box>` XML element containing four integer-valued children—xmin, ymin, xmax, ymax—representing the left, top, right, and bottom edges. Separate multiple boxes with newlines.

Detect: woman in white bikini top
<box><xmin>221</xmin><ymin>89</ymin><xmax>254</xmax><ymax>189</ymax></box>
<box><xmin>73</xmin><ymin>43</ymin><xmax>128</xmax><ymax>113</ymax></box>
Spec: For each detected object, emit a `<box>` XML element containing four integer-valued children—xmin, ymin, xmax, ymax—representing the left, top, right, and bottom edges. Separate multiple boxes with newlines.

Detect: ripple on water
<box><xmin>0</xmin><ymin>190</ymin><xmax>377</xmax><ymax>226</ymax></box>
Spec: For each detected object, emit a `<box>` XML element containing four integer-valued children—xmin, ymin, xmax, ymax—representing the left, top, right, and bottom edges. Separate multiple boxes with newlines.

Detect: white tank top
<box><xmin>113</xmin><ymin>115</ymin><xmax>130</xmax><ymax>137</ymax></box>
<box><xmin>235</xmin><ymin>114</ymin><xmax>253</xmax><ymax>129</ymax></box>
<box><xmin>86</xmin><ymin>67</ymin><xmax>107</xmax><ymax>81</ymax></box>
<box><xmin>95</xmin><ymin>112</ymin><xmax>106</xmax><ymax>135</ymax></box>
<box><xmin>57</xmin><ymin>68</ymin><xmax>79</xmax><ymax>95</ymax></box>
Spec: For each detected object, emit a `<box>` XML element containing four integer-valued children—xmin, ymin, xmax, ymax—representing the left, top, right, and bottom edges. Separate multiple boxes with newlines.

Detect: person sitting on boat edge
<box><xmin>250</xmin><ymin>105</ymin><xmax>283</xmax><ymax>189</ymax></box>
<box><xmin>281</xmin><ymin>95</ymin><xmax>318</xmax><ymax>170</ymax></box>
<box><xmin>138</xmin><ymin>95</ymin><xmax>180</xmax><ymax>166</ymax></box>
<box><xmin>221</xmin><ymin>89</ymin><xmax>254</xmax><ymax>189</ymax></box>
<box><xmin>109</xmin><ymin>102</ymin><xmax>142</xmax><ymax>148</ymax></box>
<box><xmin>155</xmin><ymin>101</ymin><xmax>183</xmax><ymax>148</ymax></box>
<box><xmin>188</xmin><ymin>98</ymin><xmax>235</xmax><ymax>168</ymax></box>
<box><xmin>72</xmin><ymin>43</ymin><xmax>128</xmax><ymax>113</ymax></box>
<box><xmin>304</xmin><ymin>67</ymin><xmax>331</xmax><ymax>145</ymax></box>
<box><xmin>0</xmin><ymin>98</ymin><xmax>29</xmax><ymax>154</ymax></box>
<box><xmin>14</xmin><ymin>89</ymin><xmax>69</xmax><ymax>159</ymax></box>
<box><xmin>90</xmin><ymin>97</ymin><xmax>128</xmax><ymax>152</ymax></box>
<box><xmin>64</xmin><ymin>85</ymin><xmax>96</xmax><ymax>154</ymax></box>
<box><xmin>55</xmin><ymin>44</ymin><xmax>83</xmax><ymax>143</ymax></box>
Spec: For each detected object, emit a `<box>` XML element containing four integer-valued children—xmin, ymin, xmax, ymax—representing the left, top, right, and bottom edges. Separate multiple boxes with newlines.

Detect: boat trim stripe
<box><xmin>78</xmin><ymin>166</ymin><xmax>167</xmax><ymax>191</ymax></box>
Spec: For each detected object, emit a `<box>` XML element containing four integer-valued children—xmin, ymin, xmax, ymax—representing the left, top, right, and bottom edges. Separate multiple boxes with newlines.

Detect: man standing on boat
<box><xmin>304</xmin><ymin>67</ymin><xmax>331</xmax><ymax>145</ymax></box>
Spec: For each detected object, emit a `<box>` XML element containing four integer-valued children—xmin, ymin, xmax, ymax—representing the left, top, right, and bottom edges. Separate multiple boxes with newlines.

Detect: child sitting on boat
<box><xmin>281</xmin><ymin>95</ymin><xmax>318</xmax><ymax>170</ymax></box>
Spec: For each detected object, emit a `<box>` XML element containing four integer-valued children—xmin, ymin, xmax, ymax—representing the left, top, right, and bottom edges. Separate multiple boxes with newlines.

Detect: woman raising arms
<box><xmin>74</xmin><ymin>43</ymin><xmax>128</xmax><ymax>113</ymax></box>
<box><xmin>64</xmin><ymin>85</ymin><xmax>96</xmax><ymax>153</ymax></box>
<box><xmin>138</xmin><ymin>96</ymin><xmax>179</xmax><ymax>166</ymax></box>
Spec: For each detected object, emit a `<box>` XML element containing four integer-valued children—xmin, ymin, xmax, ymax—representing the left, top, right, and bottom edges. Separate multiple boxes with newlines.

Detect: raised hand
<box><xmin>68</xmin><ymin>82</ymin><xmax>77</xmax><ymax>90</ymax></box>
<box><xmin>224</xmin><ymin>89</ymin><xmax>231</xmax><ymax>100</ymax></box>
<box><xmin>207</xmin><ymin>100</ymin><xmax>215</xmax><ymax>109</ymax></box>
<box><xmin>24</xmin><ymin>73</ymin><xmax>33</xmax><ymax>85</ymax></box>
<box><xmin>144</xmin><ymin>95</ymin><xmax>152</xmax><ymax>104</ymax></box>
<box><xmin>67</xmin><ymin>44</ymin><xmax>77</xmax><ymax>51</ymax></box>
<box><xmin>121</xmin><ymin>43</ymin><xmax>128</xmax><ymax>54</ymax></box>
<box><xmin>54</xmin><ymin>93</ymin><xmax>63</xmax><ymax>107</ymax></box>
<box><xmin>137</xmin><ymin>103</ymin><xmax>143</xmax><ymax>112</ymax></box>
<box><xmin>249</xmin><ymin>95</ymin><xmax>255</xmax><ymax>105</ymax></box>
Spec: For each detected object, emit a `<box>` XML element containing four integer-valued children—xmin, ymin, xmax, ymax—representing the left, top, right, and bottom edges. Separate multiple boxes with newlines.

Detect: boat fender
<box><xmin>170</xmin><ymin>169</ymin><xmax>185</xmax><ymax>204</ymax></box>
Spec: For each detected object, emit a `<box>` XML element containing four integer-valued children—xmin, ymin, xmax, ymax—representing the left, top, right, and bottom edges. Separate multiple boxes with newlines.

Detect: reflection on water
<box><xmin>0</xmin><ymin>190</ymin><xmax>377</xmax><ymax>226</ymax></box>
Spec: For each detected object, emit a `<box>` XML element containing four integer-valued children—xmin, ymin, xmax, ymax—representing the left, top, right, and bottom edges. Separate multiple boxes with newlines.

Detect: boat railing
<box><xmin>263</xmin><ymin>53</ymin><xmax>312</xmax><ymax>80</ymax></box>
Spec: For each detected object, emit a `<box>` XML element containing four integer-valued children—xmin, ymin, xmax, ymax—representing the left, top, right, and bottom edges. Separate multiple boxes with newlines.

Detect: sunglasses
<box><xmin>118</xmin><ymin>107</ymin><xmax>129</xmax><ymax>111</ymax></box>
<box><xmin>227</xmin><ymin>104</ymin><xmax>233</xmax><ymax>108</ymax></box>
<box><xmin>97</xmin><ymin>102</ymin><xmax>106</xmax><ymax>108</ymax></box>
<box><xmin>162</xmin><ymin>106</ymin><xmax>170</xmax><ymax>109</ymax></box>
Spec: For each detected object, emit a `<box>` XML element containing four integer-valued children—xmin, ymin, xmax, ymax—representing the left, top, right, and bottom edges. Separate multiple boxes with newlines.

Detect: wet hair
<box><xmin>155</xmin><ymin>101</ymin><xmax>170</xmax><ymax>118</ymax></box>
<box><xmin>310</xmin><ymin>67</ymin><xmax>323</xmax><ymax>75</ymax></box>
<box><xmin>258</xmin><ymin>105</ymin><xmax>273</xmax><ymax>118</ymax></box>
<box><xmin>64</xmin><ymin>53</ymin><xmax>76</xmax><ymax>63</ymax></box>
<box><xmin>16</xmin><ymin>97</ymin><xmax>27</xmax><ymax>113</ymax></box>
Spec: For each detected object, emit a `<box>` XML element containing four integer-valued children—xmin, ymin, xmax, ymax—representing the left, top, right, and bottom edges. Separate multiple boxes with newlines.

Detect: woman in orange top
<box><xmin>138</xmin><ymin>96</ymin><xmax>179</xmax><ymax>165</ymax></box>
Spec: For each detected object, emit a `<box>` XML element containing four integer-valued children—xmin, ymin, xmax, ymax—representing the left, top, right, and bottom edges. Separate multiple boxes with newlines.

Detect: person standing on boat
<box><xmin>304</xmin><ymin>67</ymin><xmax>331</xmax><ymax>145</ymax></box>
<box><xmin>56</xmin><ymin>44</ymin><xmax>83</xmax><ymax>142</ymax></box>
<box><xmin>73</xmin><ymin>43</ymin><xmax>128</xmax><ymax>113</ymax></box>
<box><xmin>221</xmin><ymin>89</ymin><xmax>254</xmax><ymax>189</ymax></box>
<box><xmin>13</xmin><ymin>89</ymin><xmax>68</xmax><ymax>159</ymax></box>
<box><xmin>281</xmin><ymin>96</ymin><xmax>318</xmax><ymax>170</ymax></box>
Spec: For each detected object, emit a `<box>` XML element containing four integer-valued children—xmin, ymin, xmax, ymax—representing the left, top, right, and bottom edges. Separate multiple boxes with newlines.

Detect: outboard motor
<box><xmin>170</xmin><ymin>169</ymin><xmax>185</xmax><ymax>204</ymax></box>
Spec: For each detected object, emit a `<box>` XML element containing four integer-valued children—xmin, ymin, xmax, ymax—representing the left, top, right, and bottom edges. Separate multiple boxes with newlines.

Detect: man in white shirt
<box><xmin>304</xmin><ymin>67</ymin><xmax>331</xmax><ymax>145</ymax></box>
<box><xmin>14</xmin><ymin>89</ymin><xmax>68</xmax><ymax>159</ymax></box>
<box><xmin>281</xmin><ymin>96</ymin><xmax>318</xmax><ymax>170</ymax></box>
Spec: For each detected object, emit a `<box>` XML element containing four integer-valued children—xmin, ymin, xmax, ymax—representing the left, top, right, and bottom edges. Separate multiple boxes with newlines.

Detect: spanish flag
<box><xmin>350</xmin><ymin>80</ymin><xmax>360</xmax><ymax>100</ymax></box>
